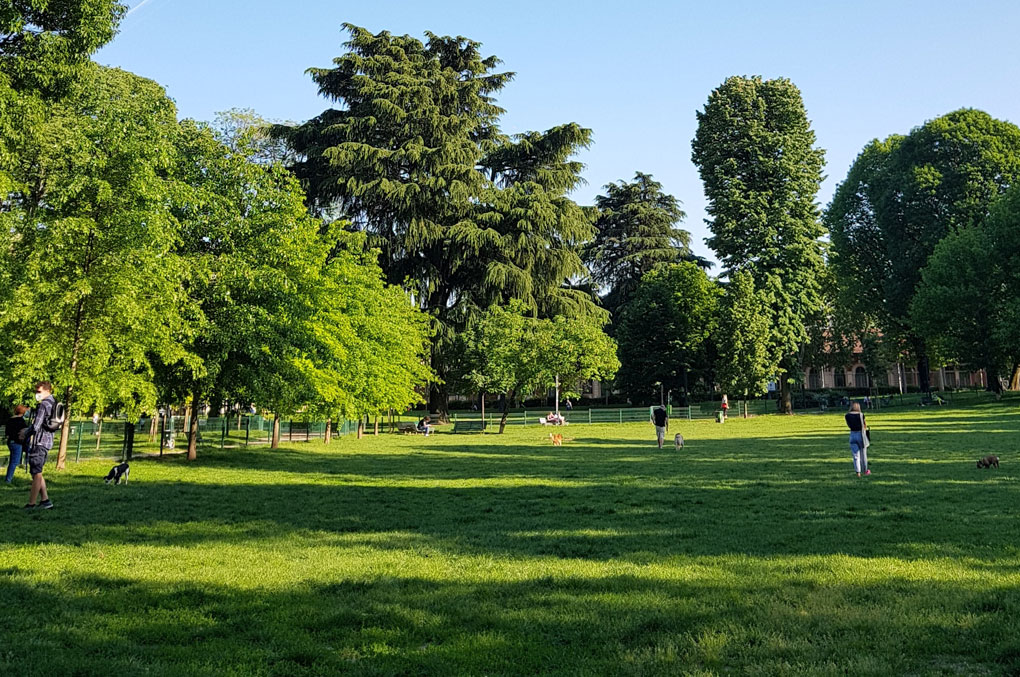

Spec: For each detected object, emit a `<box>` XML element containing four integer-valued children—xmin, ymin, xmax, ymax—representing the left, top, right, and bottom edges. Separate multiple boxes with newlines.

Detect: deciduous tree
<box><xmin>715</xmin><ymin>271</ymin><xmax>771</xmax><ymax>416</ymax></box>
<box><xmin>461</xmin><ymin>304</ymin><xmax>617</xmax><ymax>432</ymax></box>
<box><xmin>0</xmin><ymin>66</ymin><xmax>188</xmax><ymax>468</ymax></box>
<box><xmin>692</xmin><ymin>76</ymin><xmax>826</xmax><ymax>413</ymax></box>
<box><xmin>827</xmin><ymin>110</ymin><xmax>1020</xmax><ymax>392</ymax></box>
<box><xmin>164</xmin><ymin>120</ymin><xmax>326</xmax><ymax>456</ymax></box>
<box><xmin>614</xmin><ymin>262</ymin><xmax>720</xmax><ymax>404</ymax></box>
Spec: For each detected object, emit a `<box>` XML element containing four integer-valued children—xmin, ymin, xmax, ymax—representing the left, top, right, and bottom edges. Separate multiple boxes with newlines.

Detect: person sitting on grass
<box><xmin>5</xmin><ymin>404</ymin><xmax>29</xmax><ymax>485</ymax></box>
<box><xmin>416</xmin><ymin>415</ymin><xmax>432</xmax><ymax>437</ymax></box>
<box><xmin>26</xmin><ymin>381</ymin><xmax>56</xmax><ymax>509</ymax></box>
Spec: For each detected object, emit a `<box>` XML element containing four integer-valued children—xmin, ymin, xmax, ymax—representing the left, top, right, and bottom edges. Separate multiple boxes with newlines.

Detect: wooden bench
<box><xmin>397</xmin><ymin>422</ymin><xmax>423</xmax><ymax>434</ymax></box>
<box><xmin>452</xmin><ymin>419</ymin><xmax>486</xmax><ymax>433</ymax></box>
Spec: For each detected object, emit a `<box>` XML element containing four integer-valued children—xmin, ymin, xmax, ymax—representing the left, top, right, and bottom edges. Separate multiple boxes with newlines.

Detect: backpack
<box><xmin>44</xmin><ymin>401</ymin><xmax>66</xmax><ymax>433</ymax></box>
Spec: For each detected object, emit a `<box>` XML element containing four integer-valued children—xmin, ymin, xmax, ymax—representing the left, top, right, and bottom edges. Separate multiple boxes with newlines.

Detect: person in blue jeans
<box><xmin>5</xmin><ymin>404</ymin><xmax>29</xmax><ymax>484</ymax></box>
<box><xmin>845</xmin><ymin>401</ymin><xmax>871</xmax><ymax>478</ymax></box>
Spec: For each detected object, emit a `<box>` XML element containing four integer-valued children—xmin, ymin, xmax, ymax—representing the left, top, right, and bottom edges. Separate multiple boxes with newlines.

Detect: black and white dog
<box><xmin>104</xmin><ymin>462</ymin><xmax>130</xmax><ymax>485</ymax></box>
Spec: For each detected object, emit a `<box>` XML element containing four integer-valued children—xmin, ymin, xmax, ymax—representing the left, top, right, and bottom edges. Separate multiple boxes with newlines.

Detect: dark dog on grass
<box><xmin>104</xmin><ymin>462</ymin><xmax>130</xmax><ymax>484</ymax></box>
<box><xmin>977</xmin><ymin>455</ymin><xmax>999</xmax><ymax>469</ymax></box>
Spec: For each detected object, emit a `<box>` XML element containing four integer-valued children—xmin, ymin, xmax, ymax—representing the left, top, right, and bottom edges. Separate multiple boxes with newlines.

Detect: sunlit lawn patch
<box><xmin>2</xmin><ymin>402</ymin><xmax>1019</xmax><ymax>675</ymax></box>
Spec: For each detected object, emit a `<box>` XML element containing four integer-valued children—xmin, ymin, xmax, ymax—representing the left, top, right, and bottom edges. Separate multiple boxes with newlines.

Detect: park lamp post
<box><xmin>554</xmin><ymin>374</ymin><xmax>560</xmax><ymax>417</ymax></box>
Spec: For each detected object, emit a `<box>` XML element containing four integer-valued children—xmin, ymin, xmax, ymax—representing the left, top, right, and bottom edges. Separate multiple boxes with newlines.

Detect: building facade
<box><xmin>803</xmin><ymin>363</ymin><xmax>985</xmax><ymax>391</ymax></box>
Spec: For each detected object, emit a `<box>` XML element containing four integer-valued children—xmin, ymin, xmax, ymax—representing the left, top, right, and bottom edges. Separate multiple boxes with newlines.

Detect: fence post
<box><xmin>619</xmin><ymin>409</ymin><xmax>623</xmax><ymax>424</ymax></box>
<box><xmin>688</xmin><ymin>406</ymin><xmax>692</xmax><ymax>421</ymax></box>
<box><xmin>588</xmin><ymin>408</ymin><xmax>591</xmax><ymax>424</ymax></box>
<box><xmin>524</xmin><ymin>410</ymin><xmax>527</xmax><ymax>426</ymax></box>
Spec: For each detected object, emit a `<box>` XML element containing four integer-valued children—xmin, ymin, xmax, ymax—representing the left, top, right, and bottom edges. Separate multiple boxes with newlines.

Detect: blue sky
<box><xmin>98</xmin><ymin>0</ymin><xmax>1020</xmax><ymax>263</ymax></box>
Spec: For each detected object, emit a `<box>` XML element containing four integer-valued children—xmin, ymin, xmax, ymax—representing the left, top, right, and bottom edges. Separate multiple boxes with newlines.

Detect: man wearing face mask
<box><xmin>25</xmin><ymin>381</ymin><xmax>56</xmax><ymax>510</ymax></box>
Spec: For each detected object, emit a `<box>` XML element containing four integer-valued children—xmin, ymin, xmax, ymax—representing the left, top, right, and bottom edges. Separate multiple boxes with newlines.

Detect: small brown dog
<box><xmin>977</xmin><ymin>455</ymin><xmax>1000</xmax><ymax>469</ymax></box>
<box><xmin>550</xmin><ymin>433</ymin><xmax>563</xmax><ymax>446</ymax></box>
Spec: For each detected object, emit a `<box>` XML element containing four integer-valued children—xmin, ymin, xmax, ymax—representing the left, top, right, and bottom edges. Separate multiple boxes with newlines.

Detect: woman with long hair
<box><xmin>845</xmin><ymin>401</ymin><xmax>871</xmax><ymax>478</ymax></box>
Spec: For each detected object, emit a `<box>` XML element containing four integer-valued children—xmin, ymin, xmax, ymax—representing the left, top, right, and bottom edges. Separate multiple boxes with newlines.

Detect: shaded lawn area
<box><xmin>2</xmin><ymin>403</ymin><xmax>1020</xmax><ymax>675</ymax></box>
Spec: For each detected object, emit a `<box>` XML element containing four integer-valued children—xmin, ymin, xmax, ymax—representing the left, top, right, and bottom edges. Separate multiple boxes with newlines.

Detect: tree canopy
<box><xmin>827</xmin><ymin>109</ymin><xmax>1020</xmax><ymax>391</ymax></box>
<box><xmin>911</xmin><ymin>185</ymin><xmax>1020</xmax><ymax>391</ymax></box>
<box><xmin>614</xmin><ymin>262</ymin><xmax>720</xmax><ymax>404</ymax></box>
<box><xmin>715</xmin><ymin>271</ymin><xmax>771</xmax><ymax>409</ymax></box>
<box><xmin>692</xmin><ymin>76</ymin><xmax>826</xmax><ymax>412</ymax></box>
<box><xmin>0</xmin><ymin>65</ymin><xmax>188</xmax><ymax>467</ymax></box>
<box><xmin>277</xmin><ymin>24</ymin><xmax>601</xmax><ymax>417</ymax></box>
<box><xmin>584</xmin><ymin>172</ymin><xmax>691</xmax><ymax>318</ymax></box>
<box><xmin>461</xmin><ymin>303</ymin><xmax>618</xmax><ymax>432</ymax></box>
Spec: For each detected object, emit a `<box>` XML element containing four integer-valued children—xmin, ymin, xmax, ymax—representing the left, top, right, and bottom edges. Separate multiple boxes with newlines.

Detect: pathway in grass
<box><xmin>2</xmin><ymin>403</ymin><xmax>1019</xmax><ymax>675</ymax></box>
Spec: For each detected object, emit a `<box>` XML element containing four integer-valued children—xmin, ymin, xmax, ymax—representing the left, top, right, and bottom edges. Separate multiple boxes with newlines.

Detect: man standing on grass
<box><xmin>25</xmin><ymin>381</ymin><xmax>56</xmax><ymax>510</ymax></box>
<box><xmin>652</xmin><ymin>405</ymin><xmax>668</xmax><ymax>449</ymax></box>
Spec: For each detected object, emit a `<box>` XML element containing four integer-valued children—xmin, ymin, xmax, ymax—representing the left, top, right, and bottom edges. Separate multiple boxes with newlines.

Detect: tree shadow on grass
<box><xmin>3</xmin><ymin>443</ymin><xmax>1020</xmax><ymax>562</ymax></box>
<box><xmin>1</xmin><ymin>569</ymin><xmax>1018</xmax><ymax>676</ymax></box>
<box><xmin>4</xmin><ymin>410</ymin><xmax>1019</xmax><ymax>566</ymax></box>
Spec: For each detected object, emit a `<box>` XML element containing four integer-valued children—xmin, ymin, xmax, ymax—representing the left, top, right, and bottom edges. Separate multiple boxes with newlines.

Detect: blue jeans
<box><xmin>849</xmin><ymin>431</ymin><xmax>868</xmax><ymax>473</ymax></box>
<box><xmin>5</xmin><ymin>441</ymin><xmax>23</xmax><ymax>483</ymax></box>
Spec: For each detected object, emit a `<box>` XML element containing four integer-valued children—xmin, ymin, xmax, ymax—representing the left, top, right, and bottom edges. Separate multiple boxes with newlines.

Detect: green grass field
<box><xmin>3</xmin><ymin>402</ymin><xmax>1020</xmax><ymax>675</ymax></box>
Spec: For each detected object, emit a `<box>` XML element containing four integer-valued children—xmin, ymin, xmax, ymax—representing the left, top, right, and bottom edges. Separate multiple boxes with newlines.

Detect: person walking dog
<box><xmin>25</xmin><ymin>381</ymin><xmax>59</xmax><ymax>509</ymax></box>
<box><xmin>652</xmin><ymin>405</ymin><xmax>669</xmax><ymax>449</ymax></box>
<box><xmin>845</xmin><ymin>401</ymin><xmax>871</xmax><ymax>478</ymax></box>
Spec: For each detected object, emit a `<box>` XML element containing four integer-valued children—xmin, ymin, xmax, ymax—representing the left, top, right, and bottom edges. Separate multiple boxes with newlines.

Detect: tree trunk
<box><xmin>324</xmin><ymin>418</ymin><xmax>333</xmax><ymax>445</ymax></box>
<box><xmin>480</xmin><ymin>391</ymin><xmax>485</xmax><ymax>432</ymax></box>
<box><xmin>986</xmin><ymin>365</ymin><xmax>1003</xmax><ymax>395</ymax></box>
<box><xmin>373</xmin><ymin>416</ymin><xmax>379</xmax><ymax>435</ymax></box>
<box><xmin>1010</xmin><ymin>363</ymin><xmax>1020</xmax><ymax>391</ymax></box>
<box><xmin>779</xmin><ymin>378</ymin><xmax>793</xmax><ymax>415</ymax></box>
<box><xmin>429</xmin><ymin>381</ymin><xmax>450</xmax><ymax>423</ymax></box>
<box><xmin>149</xmin><ymin>414</ymin><xmax>158</xmax><ymax>442</ymax></box>
<box><xmin>54</xmin><ymin>415</ymin><xmax>72</xmax><ymax>470</ymax></box>
<box><xmin>124</xmin><ymin>421</ymin><xmax>135</xmax><ymax>461</ymax></box>
<box><xmin>271</xmin><ymin>413</ymin><xmax>281</xmax><ymax>449</ymax></box>
<box><xmin>56</xmin><ymin>239</ymin><xmax>93</xmax><ymax>469</ymax></box>
<box><xmin>498</xmin><ymin>389</ymin><xmax>515</xmax><ymax>434</ymax></box>
<box><xmin>96</xmin><ymin>418</ymin><xmax>103</xmax><ymax>452</ymax></box>
<box><xmin>357</xmin><ymin>417</ymin><xmax>364</xmax><ymax>439</ymax></box>
<box><xmin>917</xmin><ymin>353</ymin><xmax>931</xmax><ymax>393</ymax></box>
<box><xmin>187</xmin><ymin>394</ymin><xmax>201</xmax><ymax>461</ymax></box>
<box><xmin>237</xmin><ymin>413</ymin><xmax>242</xmax><ymax>431</ymax></box>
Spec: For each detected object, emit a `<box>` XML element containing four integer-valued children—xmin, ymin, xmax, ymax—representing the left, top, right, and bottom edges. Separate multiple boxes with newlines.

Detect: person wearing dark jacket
<box><xmin>5</xmin><ymin>404</ymin><xmax>29</xmax><ymax>484</ymax></box>
<box><xmin>26</xmin><ymin>381</ymin><xmax>55</xmax><ymax>509</ymax></box>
